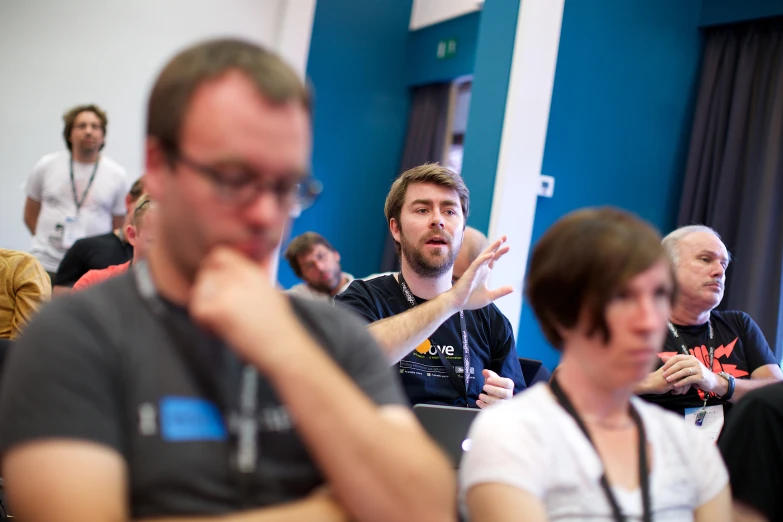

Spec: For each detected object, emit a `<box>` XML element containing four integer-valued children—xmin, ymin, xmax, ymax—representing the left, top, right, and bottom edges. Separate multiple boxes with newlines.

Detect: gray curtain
<box><xmin>380</xmin><ymin>82</ymin><xmax>451</xmax><ymax>272</ymax></box>
<box><xmin>678</xmin><ymin>18</ymin><xmax>783</xmax><ymax>357</ymax></box>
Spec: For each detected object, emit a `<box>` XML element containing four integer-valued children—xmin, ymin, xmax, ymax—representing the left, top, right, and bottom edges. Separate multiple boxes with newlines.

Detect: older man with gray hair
<box><xmin>637</xmin><ymin>225</ymin><xmax>782</xmax><ymax>431</ymax></box>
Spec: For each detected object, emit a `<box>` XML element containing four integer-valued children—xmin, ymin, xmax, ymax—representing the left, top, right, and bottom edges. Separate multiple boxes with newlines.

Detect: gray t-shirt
<box><xmin>0</xmin><ymin>268</ymin><xmax>405</xmax><ymax>518</ymax></box>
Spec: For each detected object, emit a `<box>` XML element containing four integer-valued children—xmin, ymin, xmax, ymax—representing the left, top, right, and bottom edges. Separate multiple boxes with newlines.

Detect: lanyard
<box><xmin>397</xmin><ymin>272</ymin><xmax>471</xmax><ymax>404</ymax></box>
<box><xmin>550</xmin><ymin>377</ymin><xmax>651</xmax><ymax>522</ymax></box>
<box><xmin>70</xmin><ymin>156</ymin><xmax>100</xmax><ymax>213</ymax></box>
<box><xmin>667</xmin><ymin>320</ymin><xmax>714</xmax><ymax>422</ymax></box>
<box><xmin>132</xmin><ymin>261</ymin><xmax>259</xmax><ymax>504</ymax></box>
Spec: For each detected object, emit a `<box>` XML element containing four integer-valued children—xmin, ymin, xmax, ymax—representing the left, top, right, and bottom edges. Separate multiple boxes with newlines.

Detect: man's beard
<box><xmin>400</xmin><ymin>230</ymin><xmax>459</xmax><ymax>279</ymax></box>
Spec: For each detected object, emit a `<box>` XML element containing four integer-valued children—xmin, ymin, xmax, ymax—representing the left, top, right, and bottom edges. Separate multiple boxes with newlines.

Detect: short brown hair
<box><xmin>128</xmin><ymin>177</ymin><xmax>145</xmax><ymax>202</ymax></box>
<box><xmin>284</xmin><ymin>232</ymin><xmax>336</xmax><ymax>278</ymax></box>
<box><xmin>62</xmin><ymin>104</ymin><xmax>108</xmax><ymax>151</ymax></box>
<box><xmin>147</xmin><ymin>38</ymin><xmax>311</xmax><ymax>156</ymax></box>
<box><xmin>384</xmin><ymin>163</ymin><xmax>470</xmax><ymax>256</ymax></box>
<box><xmin>525</xmin><ymin>207</ymin><xmax>677</xmax><ymax>350</ymax></box>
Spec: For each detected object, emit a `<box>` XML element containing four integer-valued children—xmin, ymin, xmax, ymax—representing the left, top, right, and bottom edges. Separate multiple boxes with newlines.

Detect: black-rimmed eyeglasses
<box><xmin>167</xmin><ymin>150</ymin><xmax>322</xmax><ymax>212</ymax></box>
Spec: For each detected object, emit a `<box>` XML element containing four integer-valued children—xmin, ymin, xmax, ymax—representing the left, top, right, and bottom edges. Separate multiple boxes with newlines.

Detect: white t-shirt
<box><xmin>460</xmin><ymin>384</ymin><xmax>728</xmax><ymax>521</ymax></box>
<box><xmin>26</xmin><ymin>151</ymin><xmax>127</xmax><ymax>271</ymax></box>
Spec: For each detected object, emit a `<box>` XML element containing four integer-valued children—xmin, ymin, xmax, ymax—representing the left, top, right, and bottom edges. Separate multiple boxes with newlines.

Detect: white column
<box><xmin>488</xmin><ymin>0</ymin><xmax>565</xmax><ymax>337</ymax></box>
<box><xmin>270</xmin><ymin>0</ymin><xmax>317</xmax><ymax>282</ymax></box>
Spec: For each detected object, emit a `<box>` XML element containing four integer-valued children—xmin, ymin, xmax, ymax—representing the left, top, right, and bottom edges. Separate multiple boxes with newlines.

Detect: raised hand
<box><xmin>447</xmin><ymin>236</ymin><xmax>513</xmax><ymax>312</ymax></box>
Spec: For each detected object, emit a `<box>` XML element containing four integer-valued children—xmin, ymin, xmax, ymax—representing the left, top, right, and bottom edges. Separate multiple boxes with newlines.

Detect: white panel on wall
<box><xmin>410</xmin><ymin>0</ymin><xmax>483</xmax><ymax>30</ymax></box>
<box><xmin>487</xmin><ymin>0</ymin><xmax>565</xmax><ymax>337</ymax></box>
<box><xmin>0</xmin><ymin>0</ymin><xmax>317</xmax><ymax>252</ymax></box>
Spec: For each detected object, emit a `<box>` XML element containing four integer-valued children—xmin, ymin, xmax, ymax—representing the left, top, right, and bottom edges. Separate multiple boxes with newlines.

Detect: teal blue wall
<box><xmin>459</xmin><ymin>0</ymin><xmax>521</xmax><ymax>235</ymax></box>
<box><xmin>406</xmin><ymin>12</ymin><xmax>480</xmax><ymax>86</ymax></box>
<box><xmin>518</xmin><ymin>0</ymin><xmax>706</xmax><ymax>369</ymax></box>
<box><xmin>278</xmin><ymin>0</ymin><xmax>413</xmax><ymax>288</ymax></box>
<box><xmin>701</xmin><ymin>0</ymin><xmax>783</xmax><ymax>26</ymax></box>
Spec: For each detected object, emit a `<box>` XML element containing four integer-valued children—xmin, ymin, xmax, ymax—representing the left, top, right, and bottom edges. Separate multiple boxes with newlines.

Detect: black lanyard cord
<box><xmin>70</xmin><ymin>156</ymin><xmax>100</xmax><ymax>212</ymax></box>
<box><xmin>550</xmin><ymin>376</ymin><xmax>652</xmax><ymax>522</ymax></box>
<box><xmin>397</xmin><ymin>272</ymin><xmax>471</xmax><ymax>404</ymax></box>
<box><xmin>133</xmin><ymin>261</ymin><xmax>259</xmax><ymax>505</ymax></box>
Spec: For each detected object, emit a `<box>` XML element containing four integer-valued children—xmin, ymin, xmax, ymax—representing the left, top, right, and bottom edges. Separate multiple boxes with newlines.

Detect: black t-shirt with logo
<box><xmin>335</xmin><ymin>275</ymin><xmax>527</xmax><ymax>407</ymax></box>
<box><xmin>640</xmin><ymin>310</ymin><xmax>776</xmax><ymax>415</ymax></box>
<box><xmin>53</xmin><ymin>231</ymin><xmax>133</xmax><ymax>286</ymax></box>
<box><xmin>0</xmin><ymin>271</ymin><xmax>405</xmax><ymax>518</ymax></box>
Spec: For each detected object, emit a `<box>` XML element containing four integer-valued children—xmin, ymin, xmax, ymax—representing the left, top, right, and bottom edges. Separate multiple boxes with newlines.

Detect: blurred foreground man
<box><xmin>0</xmin><ymin>39</ymin><xmax>454</xmax><ymax>522</ymax></box>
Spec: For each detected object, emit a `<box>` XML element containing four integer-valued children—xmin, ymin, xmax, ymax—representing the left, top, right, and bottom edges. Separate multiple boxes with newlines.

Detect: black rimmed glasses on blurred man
<box><xmin>166</xmin><ymin>149</ymin><xmax>323</xmax><ymax>212</ymax></box>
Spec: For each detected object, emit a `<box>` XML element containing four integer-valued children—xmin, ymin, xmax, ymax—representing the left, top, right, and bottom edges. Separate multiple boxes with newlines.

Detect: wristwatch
<box><xmin>718</xmin><ymin>372</ymin><xmax>735</xmax><ymax>401</ymax></box>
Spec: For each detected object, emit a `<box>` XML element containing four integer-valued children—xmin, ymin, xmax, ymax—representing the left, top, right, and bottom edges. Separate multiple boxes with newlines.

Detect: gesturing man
<box><xmin>337</xmin><ymin>164</ymin><xmax>526</xmax><ymax>408</ymax></box>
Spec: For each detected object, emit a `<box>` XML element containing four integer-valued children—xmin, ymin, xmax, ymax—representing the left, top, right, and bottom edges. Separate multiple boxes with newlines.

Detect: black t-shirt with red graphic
<box><xmin>640</xmin><ymin>310</ymin><xmax>776</xmax><ymax>416</ymax></box>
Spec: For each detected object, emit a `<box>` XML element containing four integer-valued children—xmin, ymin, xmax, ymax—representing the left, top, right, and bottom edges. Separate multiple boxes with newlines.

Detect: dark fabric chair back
<box><xmin>519</xmin><ymin>357</ymin><xmax>552</xmax><ymax>386</ymax></box>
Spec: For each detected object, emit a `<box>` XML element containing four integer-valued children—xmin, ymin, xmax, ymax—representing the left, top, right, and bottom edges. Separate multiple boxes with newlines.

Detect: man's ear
<box><xmin>144</xmin><ymin>137</ymin><xmax>168</xmax><ymax>202</ymax></box>
<box><xmin>390</xmin><ymin>218</ymin><xmax>401</xmax><ymax>243</ymax></box>
<box><xmin>125</xmin><ymin>224</ymin><xmax>138</xmax><ymax>247</ymax></box>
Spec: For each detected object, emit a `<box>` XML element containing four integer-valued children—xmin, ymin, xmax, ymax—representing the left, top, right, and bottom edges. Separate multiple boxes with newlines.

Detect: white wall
<box><xmin>409</xmin><ymin>0</ymin><xmax>483</xmax><ymax>30</ymax></box>
<box><xmin>0</xmin><ymin>0</ymin><xmax>315</xmax><ymax>252</ymax></box>
<box><xmin>487</xmin><ymin>0</ymin><xmax>565</xmax><ymax>337</ymax></box>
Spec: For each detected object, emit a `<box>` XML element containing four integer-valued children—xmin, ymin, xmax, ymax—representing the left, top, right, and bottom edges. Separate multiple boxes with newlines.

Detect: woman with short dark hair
<box><xmin>461</xmin><ymin>207</ymin><xmax>730</xmax><ymax>522</ymax></box>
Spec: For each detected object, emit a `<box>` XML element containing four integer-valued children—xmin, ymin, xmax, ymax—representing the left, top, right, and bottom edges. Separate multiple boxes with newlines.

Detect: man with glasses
<box><xmin>23</xmin><ymin>104</ymin><xmax>128</xmax><ymax>280</ymax></box>
<box><xmin>0</xmin><ymin>39</ymin><xmax>454</xmax><ymax>521</ymax></box>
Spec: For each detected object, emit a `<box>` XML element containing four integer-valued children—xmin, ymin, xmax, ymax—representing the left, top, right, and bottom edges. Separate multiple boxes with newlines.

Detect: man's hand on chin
<box><xmin>189</xmin><ymin>246</ymin><xmax>309</xmax><ymax>372</ymax></box>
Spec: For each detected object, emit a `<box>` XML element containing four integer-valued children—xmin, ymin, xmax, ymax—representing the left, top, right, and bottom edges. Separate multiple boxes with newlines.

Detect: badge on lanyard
<box><xmin>684</xmin><ymin>405</ymin><xmax>725</xmax><ymax>442</ymax></box>
<box><xmin>62</xmin><ymin>215</ymin><xmax>86</xmax><ymax>249</ymax></box>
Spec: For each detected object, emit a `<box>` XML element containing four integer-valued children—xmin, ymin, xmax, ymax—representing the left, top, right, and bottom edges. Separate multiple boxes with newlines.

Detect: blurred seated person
<box><xmin>52</xmin><ymin>177</ymin><xmax>144</xmax><ymax>294</ymax></box>
<box><xmin>719</xmin><ymin>382</ymin><xmax>783</xmax><ymax>522</ymax></box>
<box><xmin>72</xmin><ymin>195</ymin><xmax>154</xmax><ymax>291</ymax></box>
<box><xmin>636</xmin><ymin>225</ymin><xmax>782</xmax><ymax>427</ymax></box>
<box><xmin>451</xmin><ymin>226</ymin><xmax>488</xmax><ymax>282</ymax></box>
<box><xmin>0</xmin><ymin>249</ymin><xmax>51</xmax><ymax>339</ymax></box>
<box><xmin>461</xmin><ymin>207</ymin><xmax>731</xmax><ymax>522</ymax></box>
<box><xmin>284</xmin><ymin>232</ymin><xmax>353</xmax><ymax>301</ymax></box>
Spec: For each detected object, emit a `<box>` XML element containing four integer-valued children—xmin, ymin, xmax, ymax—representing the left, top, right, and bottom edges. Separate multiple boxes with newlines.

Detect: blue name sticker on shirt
<box><xmin>160</xmin><ymin>396</ymin><xmax>228</xmax><ymax>442</ymax></box>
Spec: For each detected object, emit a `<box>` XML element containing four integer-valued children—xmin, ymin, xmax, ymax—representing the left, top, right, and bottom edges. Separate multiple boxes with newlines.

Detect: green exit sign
<box><xmin>437</xmin><ymin>38</ymin><xmax>457</xmax><ymax>60</ymax></box>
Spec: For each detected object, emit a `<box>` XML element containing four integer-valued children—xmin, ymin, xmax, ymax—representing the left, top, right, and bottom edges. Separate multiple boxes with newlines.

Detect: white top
<box><xmin>26</xmin><ymin>151</ymin><xmax>128</xmax><ymax>271</ymax></box>
<box><xmin>460</xmin><ymin>384</ymin><xmax>728</xmax><ymax>521</ymax></box>
<box><xmin>286</xmin><ymin>273</ymin><xmax>354</xmax><ymax>303</ymax></box>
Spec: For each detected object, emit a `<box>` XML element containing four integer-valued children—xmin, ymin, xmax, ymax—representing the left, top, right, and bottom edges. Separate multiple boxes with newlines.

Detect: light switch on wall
<box><xmin>538</xmin><ymin>175</ymin><xmax>555</xmax><ymax>198</ymax></box>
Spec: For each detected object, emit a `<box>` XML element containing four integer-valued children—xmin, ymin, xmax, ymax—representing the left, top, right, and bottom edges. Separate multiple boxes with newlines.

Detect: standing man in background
<box><xmin>23</xmin><ymin>104</ymin><xmax>128</xmax><ymax>280</ymax></box>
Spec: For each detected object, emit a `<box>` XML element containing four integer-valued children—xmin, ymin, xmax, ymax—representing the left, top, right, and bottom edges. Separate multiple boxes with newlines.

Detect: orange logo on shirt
<box><xmin>415</xmin><ymin>339</ymin><xmax>432</xmax><ymax>354</ymax></box>
<box><xmin>657</xmin><ymin>337</ymin><xmax>748</xmax><ymax>400</ymax></box>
